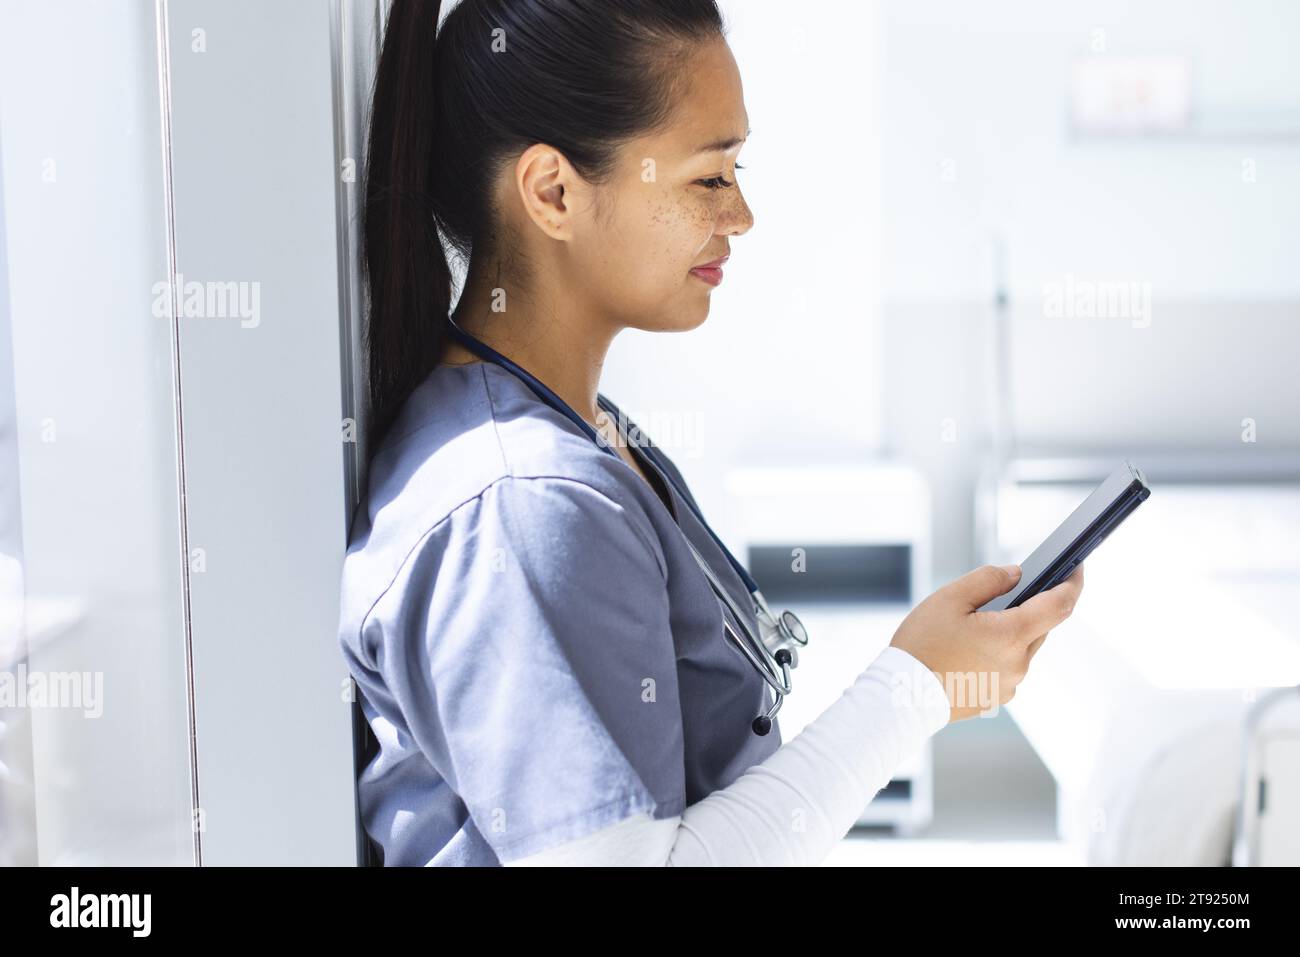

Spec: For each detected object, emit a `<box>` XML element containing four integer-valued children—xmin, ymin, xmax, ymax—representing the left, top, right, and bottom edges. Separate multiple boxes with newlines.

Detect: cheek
<box><xmin>635</xmin><ymin>196</ymin><xmax>717</xmax><ymax>276</ymax></box>
<box><xmin>578</xmin><ymin>191</ymin><xmax>719</xmax><ymax>308</ymax></box>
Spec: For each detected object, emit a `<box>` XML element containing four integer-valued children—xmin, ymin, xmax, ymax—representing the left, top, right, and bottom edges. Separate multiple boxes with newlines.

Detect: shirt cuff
<box><xmin>865</xmin><ymin>644</ymin><xmax>952</xmax><ymax>736</ymax></box>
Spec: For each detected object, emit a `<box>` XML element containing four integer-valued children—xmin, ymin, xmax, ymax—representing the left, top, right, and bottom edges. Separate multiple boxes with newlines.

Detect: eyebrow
<box><xmin>693</xmin><ymin>126</ymin><xmax>751</xmax><ymax>155</ymax></box>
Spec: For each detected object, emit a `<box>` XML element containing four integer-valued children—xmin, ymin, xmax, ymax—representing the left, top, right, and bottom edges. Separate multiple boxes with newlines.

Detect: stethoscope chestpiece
<box><xmin>751</xmin><ymin>647</ymin><xmax>796</xmax><ymax>736</ymax></box>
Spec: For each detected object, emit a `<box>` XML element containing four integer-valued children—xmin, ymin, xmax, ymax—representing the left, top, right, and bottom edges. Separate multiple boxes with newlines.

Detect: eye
<box><xmin>698</xmin><ymin>163</ymin><xmax>745</xmax><ymax>190</ymax></box>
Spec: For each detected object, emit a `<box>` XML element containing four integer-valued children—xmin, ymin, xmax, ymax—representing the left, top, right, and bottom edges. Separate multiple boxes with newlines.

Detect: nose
<box><xmin>720</xmin><ymin>182</ymin><xmax>755</xmax><ymax>237</ymax></box>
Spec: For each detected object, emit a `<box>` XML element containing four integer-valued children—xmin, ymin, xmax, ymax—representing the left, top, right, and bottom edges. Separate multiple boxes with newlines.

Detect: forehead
<box><xmin>631</xmin><ymin>38</ymin><xmax>749</xmax><ymax>162</ymax></box>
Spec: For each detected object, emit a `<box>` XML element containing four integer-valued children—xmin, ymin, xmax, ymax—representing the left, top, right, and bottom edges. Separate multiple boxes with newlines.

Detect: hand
<box><xmin>889</xmin><ymin>562</ymin><xmax>1085</xmax><ymax>723</ymax></box>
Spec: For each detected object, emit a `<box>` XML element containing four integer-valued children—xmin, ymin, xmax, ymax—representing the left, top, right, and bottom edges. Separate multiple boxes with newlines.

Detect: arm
<box><xmin>505</xmin><ymin>644</ymin><xmax>950</xmax><ymax>866</ymax></box>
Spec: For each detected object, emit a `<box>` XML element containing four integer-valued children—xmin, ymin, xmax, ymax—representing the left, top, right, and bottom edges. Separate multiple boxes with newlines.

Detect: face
<box><xmin>505</xmin><ymin>37</ymin><xmax>754</xmax><ymax>334</ymax></box>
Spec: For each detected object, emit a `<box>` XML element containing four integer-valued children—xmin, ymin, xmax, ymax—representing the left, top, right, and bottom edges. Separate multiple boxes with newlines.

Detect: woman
<box><xmin>337</xmin><ymin>0</ymin><xmax>1084</xmax><ymax>866</ymax></box>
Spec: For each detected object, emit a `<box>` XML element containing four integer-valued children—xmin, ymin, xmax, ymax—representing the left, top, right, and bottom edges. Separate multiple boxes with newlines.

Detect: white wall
<box><xmin>0</xmin><ymin>0</ymin><xmax>361</xmax><ymax>864</ymax></box>
<box><xmin>881</xmin><ymin>0</ymin><xmax>1300</xmax><ymax>301</ymax></box>
<box><xmin>880</xmin><ymin>0</ymin><xmax>1300</xmax><ymax>578</ymax></box>
<box><xmin>165</xmin><ymin>0</ymin><xmax>357</xmax><ymax>865</ymax></box>
<box><xmin>0</xmin><ymin>0</ymin><xmax>194</xmax><ymax>864</ymax></box>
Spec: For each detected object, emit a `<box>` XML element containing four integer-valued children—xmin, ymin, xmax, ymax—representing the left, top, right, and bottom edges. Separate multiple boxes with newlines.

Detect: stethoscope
<box><xmin>445</xmin><ymin>316</ymin><xmax>810</xmax><ymax>735</ymax></box>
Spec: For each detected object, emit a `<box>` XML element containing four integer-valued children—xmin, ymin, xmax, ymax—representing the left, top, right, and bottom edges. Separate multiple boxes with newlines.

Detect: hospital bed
<box><xmin>976</xmin><ymin>453</ymin><xmax>1300</xmax><ymax>866</ymax></box>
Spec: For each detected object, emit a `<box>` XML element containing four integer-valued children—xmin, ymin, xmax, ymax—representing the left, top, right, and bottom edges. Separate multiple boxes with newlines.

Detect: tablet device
<box><xmin>978</xmin><ymin>460</ymin><xmax>1151</xmax><ymax>612</ymax></box>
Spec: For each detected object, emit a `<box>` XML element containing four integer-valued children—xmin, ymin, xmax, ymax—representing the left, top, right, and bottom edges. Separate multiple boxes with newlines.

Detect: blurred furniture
<box><xmin>726</xmin><ymin>463</ymin><xmax>935</xmax><ymax>834</ymax></box>
<box><xmin>976</xmin><ymin>452</ymin><xmax>1300</xmax><ymax>865</ymax></box>
<box><xmin>1233</xmin><ymin>686</ymin><xmax>1300</xmax><ymax>866</ymax></box>
<box><xmin>0</xmin><ymin>554</ymin><xmax>86</xmax><ymax>867</ymax></box>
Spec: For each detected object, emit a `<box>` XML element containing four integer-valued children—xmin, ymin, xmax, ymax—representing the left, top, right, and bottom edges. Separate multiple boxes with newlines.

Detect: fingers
<box><xmin>956</xmin><ymin>563</ymin><xmax>1022</xmax><ymax>610</ymax></box>
<box><xmin>1002</xmin><ymin>563</ymin><xmax>1084</xmax><ymax>641</ymax></box>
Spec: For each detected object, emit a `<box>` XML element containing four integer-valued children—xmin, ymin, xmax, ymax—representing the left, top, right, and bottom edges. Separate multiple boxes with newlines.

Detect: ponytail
<box><xmin>362</xmin><ymin>0</ymin><xmax>451</xmax><ymax>447</ymax></box>
<box><xmin>362</xmin><ymin>0</ymin><xmax>725</xmax><ymax>452</ymax></box>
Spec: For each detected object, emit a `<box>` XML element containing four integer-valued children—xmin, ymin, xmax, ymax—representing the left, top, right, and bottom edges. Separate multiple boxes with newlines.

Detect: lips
<box><xmin>690</xmin><ymin>254</ymin><xmax>729</xmax><ymax>287</ymax></box>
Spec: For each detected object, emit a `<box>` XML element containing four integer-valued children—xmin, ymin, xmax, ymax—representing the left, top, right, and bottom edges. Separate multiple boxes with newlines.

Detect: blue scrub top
<box><xmin>338</xmin><ymin>360</ymin><xmax>782</xmax><ymax>865</ymax></box>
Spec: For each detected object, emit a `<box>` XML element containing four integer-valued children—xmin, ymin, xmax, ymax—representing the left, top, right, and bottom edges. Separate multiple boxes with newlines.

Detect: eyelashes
<box><xmin>698</xmin><ymin>163</ymin><xmax>745</xmax><ymax>190</ymax></box>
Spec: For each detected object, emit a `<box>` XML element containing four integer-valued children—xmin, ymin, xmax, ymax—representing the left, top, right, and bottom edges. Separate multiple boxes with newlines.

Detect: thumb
<box><xmin>955</xmin><ymin>563</ymin><xmax>1021</xmax><ymax>609</ymax></box>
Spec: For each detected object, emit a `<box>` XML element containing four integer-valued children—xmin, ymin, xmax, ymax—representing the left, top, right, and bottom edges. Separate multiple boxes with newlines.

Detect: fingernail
<box><xmin>1001</xmin><ymin>563</ymin><xmax>1020</xmax><ymax>576</ymax></box>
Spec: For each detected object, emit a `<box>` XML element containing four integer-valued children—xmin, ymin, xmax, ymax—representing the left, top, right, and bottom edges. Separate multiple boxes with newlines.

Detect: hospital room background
<box><xmin>1</xmin><ymin>0</ymin><xmax>1297</xmax><ymax>866</ymax></box>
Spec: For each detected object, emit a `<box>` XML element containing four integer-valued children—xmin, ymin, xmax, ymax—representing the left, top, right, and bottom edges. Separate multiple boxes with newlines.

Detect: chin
<box><xmin>653</xmin><ymin>296</ymin><xmax>710</xmax><ymax>333</ymax></box>
<box><xmin>680</xmin><ymin>282</ymin><xmax>717</xmax><ymax>327</ymax></box>
<box><xmin>678</xmin><ymin>299</ymin><xmax>712</xmax><ymax>331</ymax></box>
<box><xmin>629</xmin><ymin>295</ymin><xmax>712</xmax><ymax>334</ymax></box>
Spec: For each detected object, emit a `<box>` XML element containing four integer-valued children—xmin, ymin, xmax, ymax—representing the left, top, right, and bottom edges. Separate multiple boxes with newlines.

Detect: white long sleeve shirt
<box><xmin>505</xmin><ymin>644</ymin><xmax>951</xmax><ymax>866</ymax></box>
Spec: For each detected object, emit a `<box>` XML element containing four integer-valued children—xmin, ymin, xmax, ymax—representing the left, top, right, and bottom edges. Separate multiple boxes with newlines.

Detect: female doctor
<box><xmin>337</xmin><ymin>0</ymin><xmax>1085</xmax><ymax>867</ymax></box>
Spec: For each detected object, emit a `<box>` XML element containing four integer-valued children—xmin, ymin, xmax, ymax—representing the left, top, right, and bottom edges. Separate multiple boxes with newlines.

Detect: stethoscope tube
<box><xmin>443</xmin><ymin>316</ymin><xmax>808</xmax><ymax>735</ymax></box>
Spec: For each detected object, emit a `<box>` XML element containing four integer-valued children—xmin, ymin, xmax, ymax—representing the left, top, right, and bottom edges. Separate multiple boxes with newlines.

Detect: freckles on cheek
<box><xmin>646</xmin><ymin>198</ymin><xmax>716</xmax><ymax>274</ymax></box>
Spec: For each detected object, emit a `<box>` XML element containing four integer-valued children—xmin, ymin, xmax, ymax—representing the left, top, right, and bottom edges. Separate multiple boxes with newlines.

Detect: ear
<box><xmin>512</xmin><ymin>143</ymin><xmax>577</xmax><ymax>242</ymax></box>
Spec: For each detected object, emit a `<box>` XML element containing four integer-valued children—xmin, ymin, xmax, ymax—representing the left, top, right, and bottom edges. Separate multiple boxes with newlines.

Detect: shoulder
<box><xmin>462</xmin><ymin>472</ymin><xmax>668</xmax><ymax>585</ymax></box>
<box><xmin>339</xmin><ymin>364</ymin><xmax>668</xmax><ymax>642</ymax></box>
<box><xmin>360</xmin><ymin>361</ymin><xmax>663</xmax><ymax>547</ymax></box>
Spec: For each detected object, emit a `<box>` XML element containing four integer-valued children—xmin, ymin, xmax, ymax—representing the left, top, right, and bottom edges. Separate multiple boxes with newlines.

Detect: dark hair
<box><xmin>362</xmin><ymin>0</ymin><xmax>726</xmax><ymax>446</ymax></box>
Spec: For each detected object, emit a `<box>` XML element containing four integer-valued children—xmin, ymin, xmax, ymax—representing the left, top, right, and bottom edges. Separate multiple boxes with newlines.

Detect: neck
<box><xmin>447</xmin><ymin>274</ymin><xmax>616</xmax><ymax>430</ymax></box>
